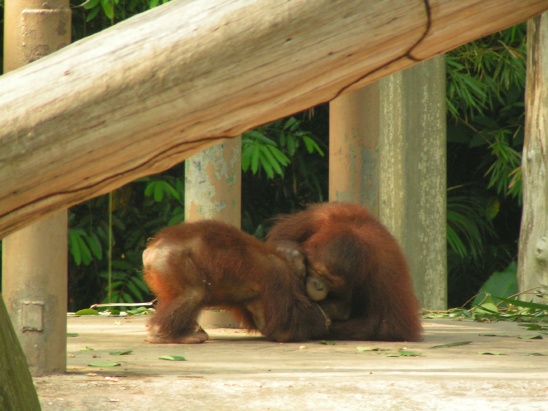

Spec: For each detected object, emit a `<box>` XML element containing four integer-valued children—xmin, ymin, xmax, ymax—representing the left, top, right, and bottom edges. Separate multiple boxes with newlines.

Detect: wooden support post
<box><xmin>518</xmin><ymin>12</ymin><xmax>548</xmax><ymax>302</ymax></box>
<box><xmin>2</xmin><ymin>0</ymin><xmax>71</xmax><ymax>377</ymax></box>
<box><xmin>329</xmin><ymin>57</ymin><xmax>447</xmax><ymax>309</ymax></box>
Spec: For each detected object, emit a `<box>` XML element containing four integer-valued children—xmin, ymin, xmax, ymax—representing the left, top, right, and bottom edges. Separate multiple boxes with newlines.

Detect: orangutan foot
<box><xmin>145</xmin><ymin>324</ymin><xmax>209</xmax><ymax>344</ymax></box>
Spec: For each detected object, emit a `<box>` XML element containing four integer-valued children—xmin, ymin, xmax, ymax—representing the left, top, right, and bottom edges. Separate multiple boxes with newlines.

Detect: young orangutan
<box><xmin>267</xmin><ymin>202</ymin><xmax>423</xmax><ymax>342</ymax></box>
<box><xmin>143</xmin><ymin>220</ymin><xmax>331</xmax><ymax>344</ymax></box>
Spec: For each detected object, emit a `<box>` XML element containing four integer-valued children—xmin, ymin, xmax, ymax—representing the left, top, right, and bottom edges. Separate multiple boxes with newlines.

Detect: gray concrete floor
<box><xmin>34</xmin><ymin>315</ymin><xmax>548</xmax><ymax>411</ymax></box>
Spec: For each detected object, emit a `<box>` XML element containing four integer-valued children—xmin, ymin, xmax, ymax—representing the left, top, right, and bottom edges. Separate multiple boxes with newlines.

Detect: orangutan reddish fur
<box><xmin>267</xmin><ymin>202</ymin><xmax>422</xmax><ymax>342</ymax></box>
<box><xmin>143</xmin><ymin>220</ymin><xmax>330</xmax><ymax>343</ymax></box>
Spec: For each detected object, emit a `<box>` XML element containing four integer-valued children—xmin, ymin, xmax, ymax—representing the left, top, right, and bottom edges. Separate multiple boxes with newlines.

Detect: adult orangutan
<box><xmin>267</xmin><ymin>202</ymin><xmax>422</xmax><ymax>342</ymax></box>
<box><xmin>143</xmin><ymin>220</ymin><xmax>331</xmax><ymax>344</ymax></box>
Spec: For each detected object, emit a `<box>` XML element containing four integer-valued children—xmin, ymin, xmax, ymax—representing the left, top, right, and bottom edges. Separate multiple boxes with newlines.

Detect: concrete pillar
<box><xmin>185</xmin><ymin>138</ymin><xmax>242</xmax><ymax>226</ymax></box>
<box><xmin>2</xmin><ymin>0</ymin><xmax>71</xmax><ymax>375</ymax></box>
<box><xmin>2</xmin><ymin>213</ymin><xmax>68</xmax><ymax>374</ymax></box>
<box><xmin>185</xmin><ymin>137</ymin><xmax>242</xmax><ymax>327</ymax></box>
<box><xmin>329</xmin><ymin>57</ymin><xmax>447</xmax><ymax>310</ymax></box>
<box><xmin>329</xmin><ymin>86</ymin><xmax>379</xmax><ymax>206</ymax></box>
<box><xmin>3</xmin><ymin>0</ymin><xmax>71</xmax><ymax>71</ymax></box>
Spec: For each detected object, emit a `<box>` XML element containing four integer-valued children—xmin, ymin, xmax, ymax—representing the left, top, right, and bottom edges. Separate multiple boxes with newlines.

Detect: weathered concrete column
<box><xmin>185</xmin><ymin>137</ymin><xmax>242</xmax><ymax>327</ymax></box>
<box><xmin>329</xmin><ymin>56</ymin><xmax>447</xmax><ymax>310</ymax></box>
<box><xmin>518</xmin><ymin>12</ymin><xmax>548</xmax><ymax>302</ymax></box>
<box><xmin>2</xmin><ymin>0</ymin><xmax>70</xmax><ymax>375</ymax></box>
<box><xmin>185</xmin><ymin>137</ymin><xmax>242</xmax><ymax>225</ymax></box>
<box><xmin>329</xmin><ymin>86</ymin><xmax>380</xmax><ymax>207</ymax></box>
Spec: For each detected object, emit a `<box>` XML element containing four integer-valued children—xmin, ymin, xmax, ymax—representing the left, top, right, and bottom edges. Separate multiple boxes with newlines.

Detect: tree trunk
<box><xmin>1</xmin><ymin>0</ymin><xmax>547</xmax><ymax>238</ymax></box>
<box><xmin>0</xmin><ymin>296</ymin><xmax>42</xmax><ymax>410</ymax></box>
<box><xmin>518</xmin><ymin>12</ymin><xmax>548</xmax><ymax>302</ymax></box>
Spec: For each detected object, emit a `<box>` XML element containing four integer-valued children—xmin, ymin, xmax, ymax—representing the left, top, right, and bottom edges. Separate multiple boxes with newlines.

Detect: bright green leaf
<box><xmin>88</xmin><ymin>362</ymin><xmax>121</xmax><ymax>367</ymax></box>
<box><xmin>397</xmin><ymin>350</ymin><xmax>422</xmax><ymax>357</ymax></box>
<box><xmin>251</xmin><ymin>144</ymin><xmax>260</xmax><ymax>174</ymax></box>
<box><xmin>109</xmin><ymin>350</ymin><xmax>133</xmax><ymax>355</ymax></box>
<box><xmin>518</xmin><ymin>334</ymin><xmax>543</xmax><ymax>340</ymax></box>
<box><xmin>75</xmin><ymin>308</ymin><xmax>99</xmax><ymax>316</ymax></box>
<box><xmin>84</xmin><ymin>0</ymin><xmax>101</xmax><ymax>9</ymax></box>
<box><xmin>473</xmin><ymin>302</ymin><xmax>499</xmax><ymax>315</ymax></box>
<box><xmin>101</xmin><ymin>0</ymin><xmax>114</xmax><ymax>19</ymax></box>
<box><xmin>430</xmin><ymin>341</ymin><xmax>473</xmax><ymax>349</ymax></box>
<box><xmin>159</xmin><ymin>355</ymin><xmax>186</xmax><ymax>361</ymax></box>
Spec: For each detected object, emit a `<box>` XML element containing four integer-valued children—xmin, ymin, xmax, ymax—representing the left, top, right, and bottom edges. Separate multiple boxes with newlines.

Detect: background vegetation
<box><xmin>0</xmin><ymin>1</ymin><xmax>526</xmax><ymax>310</ymax></box>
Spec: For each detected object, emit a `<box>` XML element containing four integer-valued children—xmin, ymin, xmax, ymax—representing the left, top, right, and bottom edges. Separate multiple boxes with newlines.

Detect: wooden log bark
<box><xmin>1</xmin><ymin>0</ymin><xmax>547</xmax><ymax>238</ymax></box>
<box><xmin>0</xmin><ymin>296</ymin><xmax>42</xmax><ymax>410</ymax></box>
<box><xmin>518</xmin><ymin>12</ymin><xmax>548</xmax><ymax>302</ymax></box>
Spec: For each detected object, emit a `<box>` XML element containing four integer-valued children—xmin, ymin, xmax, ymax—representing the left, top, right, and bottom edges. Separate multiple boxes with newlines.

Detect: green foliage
<box><xmin>430</xmin><ymin>341</ymin><xmax>472</xmax><ymax>349</ymax></box>
<box><xmin>144</xmin><ymin>179</ymin><xmax>182</xmax><ymax>203</ymax></box>
<box><xmin>80</xmin><ymin>0</ymin><xmax>166</xmax><ymax>23</ymax></box>
<box><xmin>446</xmin><ymin>192</ymin><xmax>497</xmax><ymax>262</ymax></box>
<box><xmin>159</xmin><ymin>355</ymin><xmax>186</xmax><ymax>361</ymax></box>
<box><xmin>446</xmin><ymin>25</ymin><xmax>526</xmax><ymax>121</ymax></box>
<box><xmin>242</xmin><ymin>130</ymin><xmax>290</xmax><ymax>179</ymax></box>
<box><xmin>473</xmin><ymin>262</ymin><xmax>519</xmax><ymax>307</ymax></box>
<box><xmin>74</xmin><ymin>308</ymin><xmax>99</xmax><ymax>316</ymax></box>
<box><xmin>69</xmin><ymin>227</ymin><xmax>103</xmax><ymax>266</ymax></box>
<box><xmin>100</xmin><ymin>253</ymin><xmax>149</xmax><ymax>304</ymax></box>
<box><xmin>423</xmin><ymin>296</ymin><xmax>547</xmax><ymax>324</ymax></box>
<box><xmin>67</xmin><ymin>170</ymin><xmax>185</xmax><ymax>310</ymax></box>
<box><xmin>446</xmin><ymin>25</ymin><xmax>526</xmax><ymax>306</ymax></box>
<box><xmin>484</xmin><ymin>130</ymin><xmax>522</xmax><ymax>201</ymax></box>
<box><xmin>241</xmin><ymin>111</ymin><xmax>328</xmax><ymax>235</ymax></box>
<box><xmin>446</xmin><ymin>24</ymin><xmax>525</xmax><ymax>203</ymax></box>
<box><xmin>492</xmin><ymin>295</ymin><xmax>548</xmax><ymax>312</ymax></box>
<box><xmin>70</xmin><ymin>0</ymin><xmax>169</xmax><ymax>41</ymax></box>
<box><xmin>242</xmin><ymin>117</ymin><xmax>324</xmax><ymax>179</ymax></box>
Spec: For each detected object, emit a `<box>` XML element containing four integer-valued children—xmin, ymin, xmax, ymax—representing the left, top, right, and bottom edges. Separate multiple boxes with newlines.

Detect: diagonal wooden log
<box><xmin>1</xmin><ymin>0</ymin><xmax>547</xmax><ymax>238</ymax></box>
